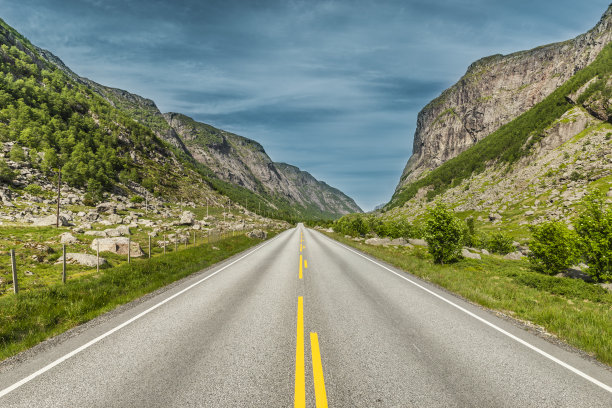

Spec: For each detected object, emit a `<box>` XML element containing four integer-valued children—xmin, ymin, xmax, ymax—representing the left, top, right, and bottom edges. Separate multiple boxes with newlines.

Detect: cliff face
<box><xmin>397</xmin><ymin>4</ymin><xmax>612</xmax><ymax>190</ymax></box>
<box><xmin>164</xmin><ymin>113</ymin><xmax>362</xmax><ymax>216</ymax></box>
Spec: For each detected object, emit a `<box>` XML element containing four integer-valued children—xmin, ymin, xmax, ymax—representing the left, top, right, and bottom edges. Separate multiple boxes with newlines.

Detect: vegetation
<box><xmin>323</xmin><ymin>231</ymin><xmax>612</xmax><ymax>366</ymax></box>
<box><xmin>574</xmin><ymin>191</ymin><xmax>612</xmax><ymax>281</ymax></box>
<box><xmin>485</xmin><ymin>232</ymin><xmax>514</xmax><ymax>255</ymax></box>
<box><xmin>0</xmin><ymin>234</ymin><xmax>268</xmax><ymax>361</ymax></box>
<box><xmin>529</xmin><ymin>222</ymin><xmax>578</xmax><ymax>275</ymax></box>
<box><xmin>390</xmin><ymin>42</ymin><xmax>612</xmax><ymax>208</ymax></box>
<box><xmin>423</xmin><ymin>204</ymin><xmax>464</xmax><ymax>263</ymax></box>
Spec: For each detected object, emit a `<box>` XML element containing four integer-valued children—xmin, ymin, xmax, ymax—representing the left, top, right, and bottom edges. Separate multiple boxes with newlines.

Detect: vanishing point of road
<box><xmin>1</xmin><ymin>225</ymin><xmax>611</xmax><ymax>407</ymax></box>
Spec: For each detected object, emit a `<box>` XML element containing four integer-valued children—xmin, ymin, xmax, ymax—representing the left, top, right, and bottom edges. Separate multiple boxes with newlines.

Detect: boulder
<box><xmin>107</xmin><ymin>213</ymin><xmax>123</xmax><ymax>224</ymax></box>
<box><xmin>365</xmin><ymin>237</ymin><xmax>391</xmax><ymax>246</ymax></box>
<box><xmin>59</xmin><ymin>232</ymin><xmax>79</xmax><ymax>244</ymax></box>
<box><xmin>504</xmin><ymin>251</ymin><xmax>525</xmax><ymax>261</ymax></box>
<box><xmin>56</xmin><ymin>253</ymin><xmax>107</xmax><ymax>267</ymax></box>
<box><xmin>462</xmin><ymin>248</ymin><xmax>481</xmax><ymax>260</ymax></box>
<box><xmin>389</xmin><ymin>237</ymin><xmax>407</xmax><ymax>246</ymax></box>
<box><xmin>96</xmin><ymin>202</ymin><xmax>116</xmax><ymax>214</ymax></box>
<box><xmin>90</xmin><ymin>237</ymin><xmax>144</xmax><ymax>257</ymax></box>
<box><xmin>103</xmin><ymin>225</ymin><xmax>130</xmax><ymax>237</ymax></box>
<box><xmin>481</xmin><ymin>249</ymin><xmax>490</xmax><ymax>256</ymax></box>
<box><xmin>488</xmin><ymin>213</ymin><xmax>502</xmax><ymax>222</ymax></box>
<box><xmin>179</xmin><ymin>211</ymin><xmax>195</xmax><ymax>225</ymax></box>
<box><xmin>32</xmin><ymin>214</ymin><xmax>69</xmax><ymax>227</ymax></box>
<box><xmin>408</xmin><ymin>238</ymin><xmax>428</xmax><ymax>247</ymax></box>
<box><xmin>84</xmin><ymin>230</ymin><xmax>107</xmax><ymax>237</ymax></box>
<box><xmin>247</xmin><ymin>229</ymin><xmax>268</xmax><ymax>239</ymax></box>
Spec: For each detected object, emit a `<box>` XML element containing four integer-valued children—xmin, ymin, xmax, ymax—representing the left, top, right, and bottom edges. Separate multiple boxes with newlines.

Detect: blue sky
<box><xmin>0</xmin><ymin>0</ymin><xmax>610</xmax><ymax>210</ymax></box>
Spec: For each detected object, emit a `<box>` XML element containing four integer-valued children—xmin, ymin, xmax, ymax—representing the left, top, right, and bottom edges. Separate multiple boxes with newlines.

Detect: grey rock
<box><xmin>179</xmin><ymin>211</ymin><xmax>195</xmax><ymax>225</ymax></box>
<box><xmin>462</xmin><ymin>248</ymin><xmax>481</xmax><ymax>260</ymax></box>
<box><xmin>365</xmin><ymin>237</ymin><xmax>391</xmax><ymax>246</ymax></box>
<box><xmin>246</xmin><ymin>229</ymin><xmax>267</xmax><ymax>239</ymax></box>
<box><xmin>408</xmin><ymin>238</ymin><xmax>428</xmax><ymax>247</ymax></box>
<box><xmin>90</xmin><ymin>237</ymin><xmax>144</xmax><ymax>257</ymax></box>
<box><xmin>32</xmin><ymin>214</ymin><xmax>69</xmax><ymax>227</ymax></box>
<box><xmin>59</xmin><ymin>232</ymin><xmax>79</xmax><ymax>244</ymax></box>
<box><xmin>504</xmin><ymin>251</ymin><xmax>525</xmax><ymax>261</ymax></box>
<box><xmin>56</xmin><ymin>253</ymin><xmax>107</xmax><ymax>267</ymax></box>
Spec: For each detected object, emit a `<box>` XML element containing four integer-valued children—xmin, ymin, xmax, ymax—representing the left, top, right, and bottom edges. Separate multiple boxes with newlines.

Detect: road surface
<box><xmin>1</xmin><ymin>225</ymin><xmax>611</xmax><ymax>407</ymax></box>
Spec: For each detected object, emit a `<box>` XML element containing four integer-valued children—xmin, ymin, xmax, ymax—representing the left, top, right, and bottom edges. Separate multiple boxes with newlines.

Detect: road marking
<box><xmin>0</xmin><ymin>230</ymin><xmax>289</xmax><ymax>399</ymax></box>
<box><xmin>304</xmin><ymin>260</ymin><xmax>308</xmax><ymax>269</ymax></box>
<box><xmin>413</xmin><ymin>344</ymin><xmax>421</xmax><ymax>353</ymax></box>
<box><xmin>295</xmin><ymin>297</ymin><xmax>305</xmax><ymax>408</ymax></box>
<box><xmin>310</xmin><ymin>332</ymin><xmax>328</xmax><ymax>408</ymax></box>
<box><xmin>299</xmin><ymin>254</ymin><xmax>303</xmax><ymax>280</ymax></box>
<box><xmin>317</xmin><ymin>232</ymin><xmax>612</xmax><ymax>394</ymax></box>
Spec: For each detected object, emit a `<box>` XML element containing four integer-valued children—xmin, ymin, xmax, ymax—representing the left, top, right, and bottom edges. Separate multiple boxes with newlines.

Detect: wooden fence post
<box><xmin>62</xmin><ymin>244</ymin><xmax>66</xmax><ymax>284</ymax></box>
<box><xmin>128</xmin><ymin>237</ymin><xmax>131</xmax><ymax>264</ymax></box>
<box><xmin>97</xmin><ymin>241</ymin><xmax>100</xmax><ymax>273</ymax></box>
<box><xmin>148</xmin><ymin>235</ymin><xmax>151</xmax><ymax>259</ymax></box>
<box><xmin>10</xmin><ymin>249</ymin><xmax>18</xmax><ymax>294</ymax></box>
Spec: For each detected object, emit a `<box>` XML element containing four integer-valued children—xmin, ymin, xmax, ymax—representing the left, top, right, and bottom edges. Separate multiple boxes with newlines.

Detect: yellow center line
<box><xmin>295</xmin><ymin>297</ymin><xmax>305</xmax><ymax>408</ymax></box>
<box><xmin>299</xmin><ymin>254</ymin><xmax>303</xmax><ymax>279</ymax></box>
<box><xmin>304</xmin><ymin>259</ymin><xmax>308</xmax><ymax>269</ymax></box>
<box><xmin>310</xmin><ymin>332</ymin><xmax>328</xmax><ymax>408</ymax></box>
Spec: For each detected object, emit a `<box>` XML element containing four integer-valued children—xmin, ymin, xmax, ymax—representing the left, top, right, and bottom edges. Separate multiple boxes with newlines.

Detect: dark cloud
<box><xmin>0</xmin><ymin>0</ymin><xmax>609</xmax><ymax>209</ymax></box>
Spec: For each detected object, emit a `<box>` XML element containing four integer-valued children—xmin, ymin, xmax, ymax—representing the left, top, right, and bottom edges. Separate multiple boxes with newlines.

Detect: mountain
<box><xmin>163</xmin><ymin>112</ymin><xmax>361</xmax><ymax>217</ymax></box>
<box><xmin>396</xmin><ymin>4</ymin><xmax>612</xmax><ymax>191</ymax></box>
<box><xmin>0</xmin><ymin>16</ymin><xmax>360</xmax><ymax>220</ymax></box>
<box><xmin>386</xmin><ymin>4</ymin><xmax>612</xmax><ymax>239</ymax></box>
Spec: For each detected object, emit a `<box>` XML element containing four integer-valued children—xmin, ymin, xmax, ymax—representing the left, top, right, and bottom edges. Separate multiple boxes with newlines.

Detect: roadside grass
<box><xmin>0</xmin><ymin>233</ymin><xmax>271</xmax><ymax>362</ymax></box>
<box><xmin>323</xmin><ymin>232</ymin><xmax>612</xmax><ymax>366</ymax></box>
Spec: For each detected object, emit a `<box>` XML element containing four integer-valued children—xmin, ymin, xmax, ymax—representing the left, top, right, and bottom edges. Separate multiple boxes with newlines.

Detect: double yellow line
<box><xmin>295</xmin><ymin>230</ymin><xmax>328</xmax><ymax>407</ymax></box>
<box><xmin>295</xmin><ymin>297</ymin><xmax>328</xmax><ymax>408</ymax></box>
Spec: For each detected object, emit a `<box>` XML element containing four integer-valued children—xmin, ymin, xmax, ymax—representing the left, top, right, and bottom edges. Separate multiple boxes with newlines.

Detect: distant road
<box><xmin>1</xmin><ymin>226</ymin><xmax>611</xmax><ymax>407</ymax></box>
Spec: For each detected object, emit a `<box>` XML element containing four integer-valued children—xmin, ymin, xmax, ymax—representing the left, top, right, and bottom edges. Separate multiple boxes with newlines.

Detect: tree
<box><xmin>9</xmin><ymin>144</ymin><xmax>25</xmax><ymax>162</ymax></box>
<box><xmin>574</xmin><ymin>192</ymin><xmax>612</xmax><ymax>282</ymax></box>
<box><xmin>424</xmin><ymin>204</ymin><xmax>464</xmax><ymax>264</ymax></box>
<box><xmin>529</xmin><ymin>222</ymin><xmax>578</xmax><ymax>274</ymax></box>
<box><xmin>0</xmin><ymin>158</ymin><xmax>15</xmax><ymax>183</ymax></box>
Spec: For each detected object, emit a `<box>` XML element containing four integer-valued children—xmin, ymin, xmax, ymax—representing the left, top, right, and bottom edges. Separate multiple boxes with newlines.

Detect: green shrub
<box><xmin>130</xmin><ymin>195</ymin><xmax>144</xmax><ymax>204</ymax></box>
<box><xmin>529</xmin><ymin>221</ymin><xmax>578</xmax><ymax>274</ymax></box>
<box><xmin>0</xmin><ymin>158</ymin><xmax>15</xmax><ymax>182</ymax></box>
<box><xmin>574</xmin><ymin>192</ymin><xmax>612</xmax><ymax>282</ymax></box>
<box><xmin>463</xmin><ymin>216</ymin><xmax>480</xmax><ymax>247</ymax></box>
<box><xmin>486</xmin><ymin>232</ymin><xmax>514</xmax><ymax>254</ymax></box>
<box><xmin>424</xmin><ymin>204</ymin><xmax>464</xmax><ymax>264</ymax></box>
<box><xmin>333</xmin><ymin>214</ymin><xmax>368</xmax><ymax>237</ymax></box>
<box><xmin>24</xmin><ymin>183</ymin><xmax>43</xmax><ymax>195</ymax></box>
<box><xmin>9</xmin><ymin>144</ymin><xmax>25</xmax><ymax>162</ymax></box>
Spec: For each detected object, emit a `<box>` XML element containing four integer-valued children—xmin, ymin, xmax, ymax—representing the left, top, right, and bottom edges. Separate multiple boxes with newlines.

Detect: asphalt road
<box><xmin>0</xmin><ymin>225</ymin><xmax>611</xmax><ymax>407</ymax></box>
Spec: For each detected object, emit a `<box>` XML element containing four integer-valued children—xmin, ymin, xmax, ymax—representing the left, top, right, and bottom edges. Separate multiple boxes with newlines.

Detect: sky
<box><xmin>0</xmin><ymin>0</ymin><xmax>610</xmax><ymax>210</ymax></box>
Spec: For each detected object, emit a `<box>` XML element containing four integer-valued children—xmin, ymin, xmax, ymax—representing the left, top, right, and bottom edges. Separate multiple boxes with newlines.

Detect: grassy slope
<box><xmin>390</xmin><ymin>42</ymin><xmax>612</xmax><ymax>208</ymax></box>
<box><xmin>322</xmin><ymin>231</ymin><xmax>612</xmax><ymax>366</ymax></box>
<box><xmin>0</xmin><ymin>233</ymin><xmax>273</xmax><ymax>361</ymax></box>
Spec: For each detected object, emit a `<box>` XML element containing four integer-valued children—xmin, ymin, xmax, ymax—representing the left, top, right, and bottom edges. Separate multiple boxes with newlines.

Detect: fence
<box><xmin>5</xmin><ymin>227</ymin><xmax>254</xmax><ymax>295</ymax></box>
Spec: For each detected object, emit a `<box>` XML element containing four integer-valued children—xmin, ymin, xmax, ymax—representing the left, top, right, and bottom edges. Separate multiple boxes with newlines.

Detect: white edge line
<box><xmin>0</xmin><ymin>230</ymin><xmax>290</xmax><ymax>399</ymax></box>
<box><xmin>314</xmin><ymin>230</ymin><xmax>612</xmax><ymax>394</ymax></box>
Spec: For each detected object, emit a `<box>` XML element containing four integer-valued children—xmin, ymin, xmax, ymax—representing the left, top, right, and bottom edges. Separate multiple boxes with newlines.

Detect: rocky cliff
<box><xmin>397</xmin><ymin>4</ymin><xmax>612</xmax><ymax>190</ymax></box>
<box><xmin>164</xmin><ymin>113</ymin><xmax>362</xmax><ymax>216</ymax></box>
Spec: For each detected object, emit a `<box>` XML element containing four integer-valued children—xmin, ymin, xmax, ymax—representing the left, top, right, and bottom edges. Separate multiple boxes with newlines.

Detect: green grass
<box><xmin>323</xmin><ymin>232</ymin><xmax>612</xmax><ymax>366</ymax></box>
<box><xmin>0</xmin><ymin>233</ymin><xmax>272</xmax><ymax>361</ymax></box>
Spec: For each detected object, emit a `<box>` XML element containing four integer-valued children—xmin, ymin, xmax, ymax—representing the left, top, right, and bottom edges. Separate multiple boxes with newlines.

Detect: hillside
<box><xmin>164</xmin><ymin>112</ymin><xmax>362</xmax><ymax>217</ymax></box>
<box><xmin>0</xmin><ymin>16</ymin><xmax>359</xmax><ymax>220</ymax></box>
<box><xmin>384</xmin><ymin>5</ymin><xmax>612</xmax><ymax>242</ymax></box>
<box><xmin>396</xmin><ymin>4</ymin><xmax>612</xmax><ymax>191</ymax></box>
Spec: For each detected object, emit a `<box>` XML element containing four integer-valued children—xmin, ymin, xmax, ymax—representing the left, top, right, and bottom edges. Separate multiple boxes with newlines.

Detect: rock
<box><xmin>389</xmin><ymin>237</ymin><xmax>407</xmax><ymax>246</ymax></box>
<box><xmin>179</xmin><ymin>211</ymin><xmax>195</xmax><ymax>225</ymax></box>
<box><xmin>462</xmin><ymin>248</ymin><xmax>481</xmax><ymax>260</ymax></box>
<box><xmin>504</xmin><ymin>251</ymin><xmax>525</xmax><ymax>261</ymax></box>
<box><xmin>107</xmin><ymin>213</ymin><xmax>123</xmax><ymax>224</ymax></box>
<box><xmin>90</xmin><ymin>237</ymin><xmax>144</xmax><ymax>257</ymax></box>
<box><xmin>96</xmin><ymin>202</ymin><xmax>116</xmax><ymax>214</ymax></box>
<box><xmin>103</xmin><ymin>225</ymin><xmax>130</xmax><ymax>237</ymax></box>
<box><xmin>247</xmin><ymin>229</ymin><xmax>267</xmax><ymax>239</ymax></box>
<box><xmin>24</xmin><ymin>270</ymin><xmax>34</xmax><ymax>276</ymax></box>
<box><xmin>59</xmin><ymin>232</ymin><xmax>79</xmax><ymax>244</ymax></box>
<box><xmin>32</xmin><ymin>214</ymin><xmax>69</xmax><ymax>227</ymax></box>
<box><xmin>481</xmin><ymin>249</ymin><xmax>490</xmax><ymax>256</ymax></box>
<box><xmin>607</xmin><ymin>189</ymin><xmax>612</xmax><ymax>198</ymax></box>
<box><xmin>408</xmin><ymin>238</ymin><xmax>428</xmax><ymax>247</ymax></box>
<box><xmin>84</xmin><ymin>230</ymin><xmax>107</xmax><ymax>237</ymax></box>
<box><xmin>488</xmin><ymin>213</ymin><xmax>502</xmax><ymax>222</ymax></box>
<box><xmin>56</xmin><ymin>253</ymin><xmax>107</xmax><ymax>267</ymax></box>
<box><xmin>525</xmin><ymin>210</ymin><xmax>534</xmax><ymax>216</ymax></box>
<box><xmin>23</xmin><ymin>242</ymin><xmax>53</xmax><ymax>253</ymax></box>
<box><xmin>365</xmin><ymin>237</ymin><xmax>391</xmax><ymax>246</ymax></box>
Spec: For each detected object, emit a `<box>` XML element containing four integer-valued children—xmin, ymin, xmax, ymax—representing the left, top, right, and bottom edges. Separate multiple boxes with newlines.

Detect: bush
<box><xmin>529</xmin><ymin>221</ymin><xmax>578</xmax><ymax>274</ymax></box>
<box><xmin>0</xmin><ymin>158</ymin><xmax>15</xmax><ymax>182</ymax></box>
<box><xmin>24</xmin><ymin>183</ymin><xmax>43</xmax><ymax>195</ymax></box>
<box><xmin>424</xmin><ymin>204</ymin><xmax>464</xmax><ymax>264</ymax></box>
<box><xmin>9</xmin><ymin>144</ymin><xmax>25</xmax><ymax>162</ymax></box>
<box><xmin>463</xmin><ymin>216</ymin><xmax>480</xmax><ymax>247</ymax></box>
<box><xmin>486</xmin><ymin>232</ymin><xmax>514</xmax><ymax>254</ymax></box>
<box><xmin>574</xmin><ymin>192</ymin><xmax>612</xmax><ymax>282</ymax></box>
<box><xmin>130</xmin><ymin>195</ymin><xmax>144</xmax><ymax>204</ymax></box>
<box><xmin>333</xmin><ymin>214</ymin><xmax>368</xmax><ymax>237</ymax></box>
